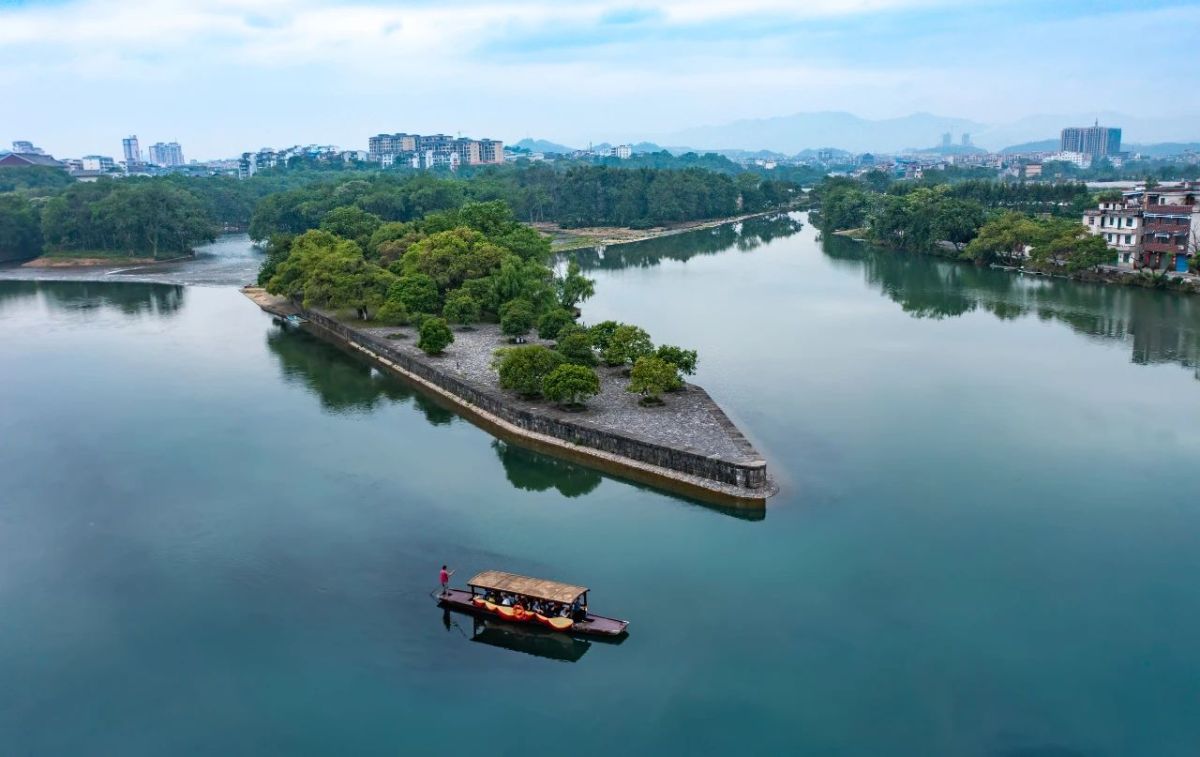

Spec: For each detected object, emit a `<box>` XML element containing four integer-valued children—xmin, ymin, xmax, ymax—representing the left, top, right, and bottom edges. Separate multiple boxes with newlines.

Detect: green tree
<box><xmin>655</xmin><ymin>344</ymin><xmax>698</xmax><ymax>376</ymax></box>
<box><xmin>499</xmin><ymin>298</ymin><xmax>536</xmax><ymax>338</ymax></box>
<box><xmin>391</xmin><ymin>273</ymin><xmax>440</xmax><ymax>314</ymax></box>
<box><xmin>556</xmin><ymin>259</ymin><xmax>595</xmax><ymax>309</ymax></box>
<box><xmin>628</xmin><ymin>355</ymin><xmax>679</xmax><ymax>404</ymax></box>
<box><xmin>442</xmin><ymin>289</ymin><xmax>480</xmax><ymax>327</ymax></box>
<box><xmin>417</xmin><ymin>317</ymin><xmax>454</xmax><ymax>355</ymax></box>
<box><xmin>537</xmin><ymin>308</ymin><xmax>574</xmax><ymax>340</ymax></box>
<box><xmin>542</xmin><ymin>364</ymin><xmax>601</xmax><ymax>408</ymax></box>
<box><xmin>554</xmin><ymin>331</ymin><xmax>598</xmax><ymax>366</ymax></box>
<box><xmin>601</xmin><ymin>324</ymin><xmax>654</xmax><ymax>366</ymax></box>
<box><xmin>0</xmin><ymin>194</ymin><xmax>44</xmax><ymax>262</ymax></box>
<box><xmin>399</xmin><ymin>226</ymin><xmax>507</xmax><ymax>291</ymax></box>
<box><xmin>319</xmin><ymin>206</ymin><xmax>382</xmax><ymax>250</ymax></box>
<box><xmin>493</xmin><ymin>345</ymin><xmax>564</xmax><ymax>397</ymax></box>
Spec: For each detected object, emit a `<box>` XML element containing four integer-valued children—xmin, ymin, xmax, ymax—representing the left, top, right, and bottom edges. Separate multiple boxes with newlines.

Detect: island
<box><xmin>243</xmin><ymin>286</ymin><xmax>772</xmax><ymax>507</ymax></box>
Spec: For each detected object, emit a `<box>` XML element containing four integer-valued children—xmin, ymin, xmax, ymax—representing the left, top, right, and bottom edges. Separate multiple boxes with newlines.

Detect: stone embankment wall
<box><xmin>297</xmin><ymin>308</ymin><xmax>768</xmax><ymax>497</ymax></box>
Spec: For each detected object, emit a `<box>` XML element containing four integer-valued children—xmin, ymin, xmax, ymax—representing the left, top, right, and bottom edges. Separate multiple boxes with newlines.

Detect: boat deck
<box><xmin>439</xmin><ymin>589</ymin><xmax>629</xmax><ymax>637</ymax></box>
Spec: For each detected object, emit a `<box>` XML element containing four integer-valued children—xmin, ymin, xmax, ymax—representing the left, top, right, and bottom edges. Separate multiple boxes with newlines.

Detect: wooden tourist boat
<box><xmin>438</xmin><ymin>570</ymin><xmax>629</xmax><ymax>638</ymax></box>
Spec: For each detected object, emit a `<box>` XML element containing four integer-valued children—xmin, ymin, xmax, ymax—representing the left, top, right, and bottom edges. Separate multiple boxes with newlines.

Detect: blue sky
<box><xmin>1</xmin><ymin>0</ymin><xmax>1197</xmax><ymax>159</ymax></box>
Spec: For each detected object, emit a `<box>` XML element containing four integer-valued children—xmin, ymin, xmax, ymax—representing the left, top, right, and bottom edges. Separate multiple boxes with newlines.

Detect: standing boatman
<box><xmin>439</xmin><ymin>564</ymin><xmax>454</xmax><ymax>597</ymax></box>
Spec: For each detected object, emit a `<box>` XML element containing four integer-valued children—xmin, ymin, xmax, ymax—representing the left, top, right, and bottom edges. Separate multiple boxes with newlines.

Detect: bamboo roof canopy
<box><xmin>468</xmin><ymin>570</ymin><xmax>588</xmax><ymax>604</ymax></box>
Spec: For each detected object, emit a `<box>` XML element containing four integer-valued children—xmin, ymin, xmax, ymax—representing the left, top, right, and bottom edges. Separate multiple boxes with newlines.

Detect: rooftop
<box><xmin>468</xmin><ymin>570</ymin><xmax>587</xmax><ymax>603</ymax></box>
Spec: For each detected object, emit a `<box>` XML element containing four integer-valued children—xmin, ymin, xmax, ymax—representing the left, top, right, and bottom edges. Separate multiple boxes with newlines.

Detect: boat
<box><xmin>438</xmin><ymin>569</ymin><xmax>629</xmax><ymax>638</ymax></box>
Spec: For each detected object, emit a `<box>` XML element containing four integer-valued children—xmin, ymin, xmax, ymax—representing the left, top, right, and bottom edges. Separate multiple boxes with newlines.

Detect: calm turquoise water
<box><xmin>2</xmin><ymin>215</ymin><xmax>1199</xmax><ymax>755</ymax></box>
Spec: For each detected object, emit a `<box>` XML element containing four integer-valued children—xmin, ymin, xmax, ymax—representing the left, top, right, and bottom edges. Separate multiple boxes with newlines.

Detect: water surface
<box><xmin>2</xmin><ymin>215</ymin><xmax>1199</xmax><ymax>755</ymax></box>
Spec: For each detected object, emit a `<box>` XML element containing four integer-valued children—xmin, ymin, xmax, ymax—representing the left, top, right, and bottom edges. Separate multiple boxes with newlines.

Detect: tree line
<box><xmin>812</xmin><ymin>175</ymin><xmax>1111</xmax><ymax>272</ymax></box>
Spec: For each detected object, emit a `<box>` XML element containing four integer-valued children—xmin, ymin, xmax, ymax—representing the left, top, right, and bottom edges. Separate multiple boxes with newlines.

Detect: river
<box><xmin>2</xmin><ymin>216</ymin><xmax>1199</xmax><ymax>755</ymax></box>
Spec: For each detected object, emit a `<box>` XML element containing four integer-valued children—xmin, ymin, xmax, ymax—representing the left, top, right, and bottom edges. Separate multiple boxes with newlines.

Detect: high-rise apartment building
<box><xmin>1060</xmin><ymin>123</ymin><xmax>1121</xmax><ymax>157</ymax></box>
<box><xmin>368</xmin><ymin>131</ymin><xmax>504</xmax><ymax>168</ymax></box>
<box><xmin>149</xmin><ymin>142</ymin><xmax>185</xmax><ymax>167</ymax></box>
<box><xmin>122</xmin><ymin>135</ymin><xmax>141</xmax><ymax>164</ymax></box>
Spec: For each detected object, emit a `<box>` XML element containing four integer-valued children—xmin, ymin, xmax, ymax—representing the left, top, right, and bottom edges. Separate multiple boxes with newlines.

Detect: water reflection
<box><xmin>457</xmin><ymin>612</ymin><xmax>592</xmax><ymax>663</ymax></box>
<box><xmin>0</xmin><ymin>279</ymin><xmax>185</xmax><ymax>318</ymax></box>
<box><xmin>266</xmin><ymin>325</ymin><xmax>455</xmax><ymax>422</ymax></box>
<box><xmin>568</xmin><ymin>212</ymin><xmax>805</xmax><ymax>271</ymax></box>
<box><xmin>491</xmin><ymin>440</ymin><xmax>602</xmax><ymax>498</ymax></box>
<box><xmin>821</xmin><ymin>235</ymin><xmax>1200</xmax><ymax>378</ymax></box>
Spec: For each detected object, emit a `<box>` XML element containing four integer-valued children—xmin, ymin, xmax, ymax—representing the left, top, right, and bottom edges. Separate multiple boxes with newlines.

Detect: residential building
<box><xmin>149</xmin><ymin>141</ymin><xmax>185</xmax><ymax>167</ymax></box>
<box><xmin>368</xmin><ymin>131</ymin><xmax>503</xmax><ymax>169</ymax></box>
<box><xmin>80</xmin><ymin>155</ymin><xmax>116</xmax><ymax>172</ymax></box>
<box><xmin>614</xmin><ymin>144</ymin><xmax>632</xmax><ymax>160</ymax></box>
<box><xmin>961</xmin><ymin>133</ymin><xmax>970</xmax><ymax>147</ymax></box>
<box><xmin>122</xmin><ymin>135</ymin><xmax>141</xmax><ymax>164</ymax></box>
<box><xmin>1083</xmin><ymin>181</ymin><xmax>1199</xmax><ymax>271</ymax></box>
<box><xmin>1047</xmin><ymin>150</ymin><xmax>1091</xmax><ymax>168</ymax></box>
<box><xmin>1060</xmin><ymin>122</ymin><xmax>1121</xmax><ymax>157</ymax></box>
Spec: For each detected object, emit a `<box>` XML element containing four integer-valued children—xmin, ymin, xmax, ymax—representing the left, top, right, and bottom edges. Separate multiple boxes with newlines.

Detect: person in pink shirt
<box><xmin>439</xmin><ymin>565</ymin><xmax>454</xmax><ymax>596</ymax></box>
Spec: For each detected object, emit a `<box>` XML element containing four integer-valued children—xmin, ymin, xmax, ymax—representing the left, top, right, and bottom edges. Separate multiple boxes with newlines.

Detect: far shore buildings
<box><xmin>367</xmin><ymin>132</ymin><xmax>504</xmax><ymax>169</ymax></box>
<box><xmin>1084</xmin><ymin>181</ymin><xmax>1199</xmax><ymax>272</ymax></box>
<box><xmin>148</xmin><ymin>141</ymin><xmax>185</xmax><ymax>167</ymax></box>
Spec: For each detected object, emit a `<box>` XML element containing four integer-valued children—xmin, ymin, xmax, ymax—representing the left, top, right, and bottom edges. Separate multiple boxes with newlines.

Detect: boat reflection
<box><xmin>443</xmin><ymin>608</ymin><xmax>594</xmax><ymax>663</ymax></box>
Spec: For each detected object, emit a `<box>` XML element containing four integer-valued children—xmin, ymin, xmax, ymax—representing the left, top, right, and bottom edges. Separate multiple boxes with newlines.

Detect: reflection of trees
<box><xmin>568</xmin><ymin>212</ymin><xmax>805</xmax><ymax>271</ymax></box>
<box><xmin>266</xmin><ymin>327</ymin><xmax>459</xmax><ymax>423</ymax></box>
<box><xmin>491</xmin><ymin>440</ymin><xmax>602</xmax><ymax>498</ymax></box>
<box><xmin>822</xmin><ymin>234</ymin><xmax>1200</xmax><ymax>377</ymax></box>
<box><xmin>0</xmin><ymin>280</ymin><xmax>184</xmax><ymax>318</ymax></box>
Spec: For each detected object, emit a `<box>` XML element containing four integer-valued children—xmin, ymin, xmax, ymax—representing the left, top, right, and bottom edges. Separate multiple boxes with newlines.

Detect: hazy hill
<box><xmin>657</xmin><ymin>111</ymin><xmax>984</xmax><ymax>154</ymax></box>
<box><xmin>512</xmin><ymin>138</ymin><xmax>576</xmax><ymax>154</ymax></box>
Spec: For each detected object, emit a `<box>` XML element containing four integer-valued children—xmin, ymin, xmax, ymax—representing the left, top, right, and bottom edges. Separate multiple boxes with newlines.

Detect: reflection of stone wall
<box><xmin>300</xmin><ymin>309</ymin><xmax>768</xmax><ymax>496</ymax></box>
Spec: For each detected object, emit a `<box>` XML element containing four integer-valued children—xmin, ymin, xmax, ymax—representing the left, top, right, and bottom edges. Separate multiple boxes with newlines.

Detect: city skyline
<box><xmin>2</xmin><ymin>0</ymin><xmax>1199</xmax><ymax>159</ymax></box>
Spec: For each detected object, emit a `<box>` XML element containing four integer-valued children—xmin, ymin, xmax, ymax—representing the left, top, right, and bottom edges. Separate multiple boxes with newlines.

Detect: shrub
<box><xmin>417</xmin><ymin>317</ymin><xmax>454</xmax><ymax>355</ymax></box>
<box><xmin>499</xmin><ymin>298</ymin><xmax>536</xmax><ymax>338</ymax></box>
<box><xmin>601</xmin><ymin>324</ymin><xmax>653</xmax><ymax>367</ymax></box>
<box><xmin>588</xmin><ymin>320</ymin><xmax>622</xmax><ymax>350</ymax></box>
<box><xmin>543</xmin><ymin>364</ymin><xmax>601</xmax><ymax>408</ymax></box>
<box><xmin>628</xmin><ymin>355</ymin><xmax>680</xmax><ymax>404</ymax></box>
<box><xmin>375</xmin><ymin>298</ymin><xmax>410</xmax><ymax>326</ymax></box>
<box><xmin>537</xmin><ymin>309</ymin><xmax>575</xmax><ymax>340</ymax></box>
<box><xmin>494</xmin><ymin>345</ymin><xmax>564</xmax><ymax>397</ymax></box>
<box><xmin>555</xmin><ymin>331</ymin><xmax>598</xmax><ymax>366</ymax></box>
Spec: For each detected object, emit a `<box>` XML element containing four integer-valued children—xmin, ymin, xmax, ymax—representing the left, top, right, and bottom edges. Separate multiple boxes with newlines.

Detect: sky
<box><xmin>2</xmin><ymin>0</ymin><xmax>1198</xmax><ymax>159</ymax></box>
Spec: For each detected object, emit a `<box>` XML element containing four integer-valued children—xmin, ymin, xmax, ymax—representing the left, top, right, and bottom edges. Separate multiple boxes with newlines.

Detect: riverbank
<box><xmin>242</xmin><ymin>287</ymin><xmax>774</xmax><ymax>508</ymax></box>
<box><xmin>537</xmin><ymin>209</ymin><xmax>797</xmax><ymax>251</ymax></box>
<box><xmin>829</xmin><ymin>227</ymin><xmax>1200</xmax><ymax>295</ymax></box>
<box><xmin>20</xmin><ymin>252</ymin><xmax>195</xmax><ymax>268</ymax></box>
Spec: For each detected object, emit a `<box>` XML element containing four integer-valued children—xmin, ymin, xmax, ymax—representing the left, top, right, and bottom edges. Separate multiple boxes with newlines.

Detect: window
<box><xmin>1088</xmin><ymin>217</ymin><xmax>1094</xmax><ymax>225</ymax></box>
<box><xmin>1124</xmin><ymin>235</ymin><xmax>1132</xmax><ymax>244</ymax></box>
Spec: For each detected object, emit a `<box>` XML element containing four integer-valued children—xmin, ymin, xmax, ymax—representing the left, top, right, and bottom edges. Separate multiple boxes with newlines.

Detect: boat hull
<box><xmin>438</xmin><ymin>589</ymin><xmax>629</xmax><ymax>637</ymax></box>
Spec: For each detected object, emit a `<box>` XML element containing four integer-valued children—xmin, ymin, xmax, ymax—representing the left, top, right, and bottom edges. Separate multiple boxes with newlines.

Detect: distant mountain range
<box><xmin>517</xmin><ymin>112</ymin><xmax>1199</xmax><ymax>160</ymax></box>
<box><xmin>639</xmin><ymin>110</ymin><xmax>1198</xmax><ymax>154</ymax></box>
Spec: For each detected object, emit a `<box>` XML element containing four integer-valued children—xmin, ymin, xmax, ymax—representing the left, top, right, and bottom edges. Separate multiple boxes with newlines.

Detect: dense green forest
<box><xmin>249</xmin><ymin>165</ymin><xmax>799</xmax><ymax>236</ymax></box>
<box><xmin>812</xmin><ymin>175</ymin><xmax>1112</xmax><ymax>271</ymax></box>
<box><xmin>0</xmin><ymin>161</ymin><xmax>800</xmax><ymax>262</ymax></box>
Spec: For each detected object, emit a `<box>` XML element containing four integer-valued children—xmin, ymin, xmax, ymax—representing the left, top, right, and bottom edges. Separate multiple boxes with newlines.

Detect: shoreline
<box><xmin>242</xmin><ymin>287</ymin><xmax>774</xmax><ymax>510</ymax></box>
<box><xmin>20</xmin><ymin>253</ymin><xmax>195</xmax><ymax>269</ymax></box>
<box><xmin>829</xmin><ymin>229</ymin><xmax>1200</xmax><ymax>295</ymax></box>
<box><xmin>539</xmin><ymin>208</ymin><xmax>797</xmax><ymax>251</ymax></box>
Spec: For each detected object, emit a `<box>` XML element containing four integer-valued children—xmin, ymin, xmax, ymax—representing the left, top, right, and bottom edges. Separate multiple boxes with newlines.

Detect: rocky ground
<box><xmin>358</xmin><ymin>321</ymin><xmax>760</xmax><ymax>464</ymax></box>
